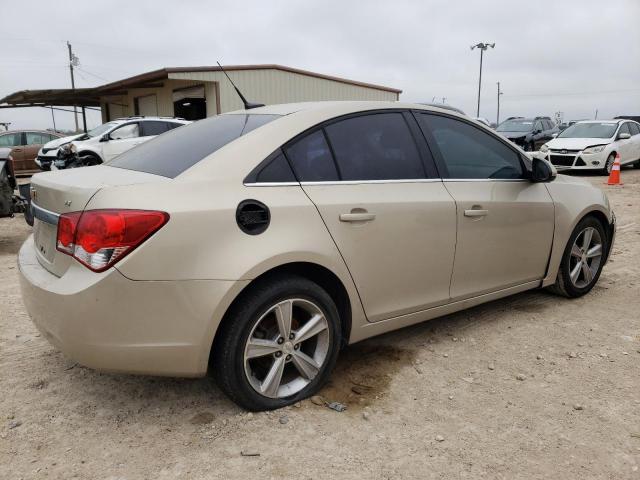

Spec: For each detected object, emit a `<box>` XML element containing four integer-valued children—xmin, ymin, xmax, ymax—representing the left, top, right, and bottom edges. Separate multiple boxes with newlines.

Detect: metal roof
<box><xmin>0</xmin><ymin>64</ymin><xmax>402</xmax><ymax>108</ymax></box>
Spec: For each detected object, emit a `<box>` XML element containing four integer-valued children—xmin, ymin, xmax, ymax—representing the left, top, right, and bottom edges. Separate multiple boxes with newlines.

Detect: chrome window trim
<box><xmin>31</xmin><ymin>202</ymin><xmax>60</xmax><ymax>226</ymax></box>
<box><xmin>244</xmin><ymin>178</ymin><xmax>529</xmax><ymax>186</ymax></box>
<box><xmin>243</xmin><ymin>182</ymin><xmax>300</xmax><ymax>187</ymax></box>
<box><xmin>442</xmin><ymin>178</ymin><xmax>528</xmax><ymax>183</ymax></box>
<box><xmin>301</xmin><ymin>179</ymin><xmax>442</xmax><ymax>186</ymax></box>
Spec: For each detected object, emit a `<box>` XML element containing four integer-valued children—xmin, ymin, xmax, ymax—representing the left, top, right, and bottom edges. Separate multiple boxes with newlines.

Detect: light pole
<box><xmin>470</xmin><ymin>42</ymin><xmax>495</xmax><ymax>117</ymax></box>
<box><xmin>496</xmin><ymin>81</ymin><xmax>503</xmax><ymax>126</ymax></box>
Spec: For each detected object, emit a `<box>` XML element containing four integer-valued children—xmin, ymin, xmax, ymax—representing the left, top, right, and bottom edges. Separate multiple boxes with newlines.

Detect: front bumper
<box><xmin>18</xmin><ymin>235</ymin><xmax>246</xmax><ymax>377</ymax></box>
<box><xmin>544</xmin><ymin>149</ymin><xmax>607</xmax><ymax>170</ymax></box>
<box><xmin>605</xmin><ymin>211</ymin><xmax>616</xmax><ymax>265</ymax></box>
<box><xmin>36</xmin><ymin>155</ymin><xmax>55</xmax><ymax>171</ymax></box>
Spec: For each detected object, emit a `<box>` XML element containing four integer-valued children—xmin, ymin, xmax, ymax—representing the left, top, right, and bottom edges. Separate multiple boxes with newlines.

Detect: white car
<box><xmin>35</xmin><ymin>133</ymin><xmax>84</xmax><ymax>170</ymax></box>
<box><xmin>38</xmin><ymin>117</ymin><xmax>190</xmax><ymax>168</ymax></box>
<box><xmin>540</xmin><ymin>119</ymin><xmax>640</xmax><ymax>173</ymax></box>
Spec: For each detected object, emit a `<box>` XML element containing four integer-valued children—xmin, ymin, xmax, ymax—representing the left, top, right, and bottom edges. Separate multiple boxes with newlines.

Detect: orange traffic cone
<box><xmin>605</xmin><ymin>153</ymin><xmax>623</xmax><ymax>186</ymax></box>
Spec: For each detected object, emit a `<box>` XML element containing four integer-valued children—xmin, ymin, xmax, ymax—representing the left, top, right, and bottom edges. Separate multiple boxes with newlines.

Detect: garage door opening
<box><xmin>134</xmin><ymin>94</ymin><xmax>158</xmax><ymax>116</ymax></box>
<box><xmin>173</xmin><ymin>85</ymin><xmax>206</xmax><ymax>121</ymax></box>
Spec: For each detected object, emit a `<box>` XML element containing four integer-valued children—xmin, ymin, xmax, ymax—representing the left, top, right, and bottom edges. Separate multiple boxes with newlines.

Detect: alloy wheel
<box><xmin>243</xmin><ymin>298</ymin><xmax>330</xmax><ymax>399</ymax></box>
<box><xmin>568</xmin><ymin>227</ymin><xmax>603</xmax><ymax>289</ymax></box>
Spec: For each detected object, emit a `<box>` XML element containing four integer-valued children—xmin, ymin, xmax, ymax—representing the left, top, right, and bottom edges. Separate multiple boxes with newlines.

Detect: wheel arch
<box><xmin>209</xmin><ymin>261</ymin><xmax>354</xmax><ymax>370</ymax></box>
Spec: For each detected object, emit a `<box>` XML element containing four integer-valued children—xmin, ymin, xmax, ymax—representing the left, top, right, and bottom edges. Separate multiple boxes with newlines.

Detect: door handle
<box><xmin>13</xmin><ymin>148</ymin><xmax>23</xmax><ymax>152</ymax></box>
<box><xmin>339</xmin><ymin>212</ymin><xmax>376</xmax><ymax>222</ymax></box>
<box><xmin>464</xmin><ymin>209</ymin><xmax>488</xmax><ymax>217</ymax></box>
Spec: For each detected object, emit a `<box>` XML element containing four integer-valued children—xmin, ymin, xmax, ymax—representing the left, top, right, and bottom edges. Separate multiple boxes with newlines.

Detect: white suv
<box><xmin>37</xmin><ymin>117</ymin><xmax>190</xmax><ymax>168</ymax></box>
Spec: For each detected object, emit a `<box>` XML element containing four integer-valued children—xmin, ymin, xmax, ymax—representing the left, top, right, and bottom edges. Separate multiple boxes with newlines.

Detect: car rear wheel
<box><xmin>212</xmin><ymin>275</ymin><xmax>341</xmax><ymax>411</ymax></box>
<box><xmin>548</xmin><ymin>216</ymin><xmax>608</xmax><ymax>298</ymax></box>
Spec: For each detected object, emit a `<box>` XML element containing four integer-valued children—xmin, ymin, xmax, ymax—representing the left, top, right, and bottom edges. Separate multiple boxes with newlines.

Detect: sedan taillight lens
<box><xmin>56</xmin><ymin>209</ymin><xmax>169</xmax><ymax>272</ymax></box>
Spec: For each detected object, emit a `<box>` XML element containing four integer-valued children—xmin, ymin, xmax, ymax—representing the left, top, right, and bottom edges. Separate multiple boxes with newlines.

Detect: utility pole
<box><xmin>50</xmin><ymin>106</ymin><xmax>57</xmax><ymax>132</ymax></box>
<box><xmin>67</xmin><ymin>41</ymin><xmax>79</xmax><ymax>132</ymax></box>
<box><xmin>471</xmin><ymin>42</ymin><xmax>495</xmax><ymax>117</ymax></box>
<box><xmin>496</xmin><ymin>81</ymin><xmax>503</xmax><ymax>125</ymax></box>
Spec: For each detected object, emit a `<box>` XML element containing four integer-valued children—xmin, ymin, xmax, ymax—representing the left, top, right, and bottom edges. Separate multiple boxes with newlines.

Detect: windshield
<box><xmin>497</xmin><ymin>120</ymin><xmax>534</xmax><ymax>132</ymax></box>
<box><xmin>558</xmin><ymin>122</ymin><xmax>618</xmax><ymax>139</ymax></box>
<box><xmin>108</xmin><ymin>114</ymin><xmax>280</xmax><ymax>178</ymax></box>
<box><xmin>87</xmin><ymin>122</ymin><xmax>119</xmax><ymax>138</ymax></box>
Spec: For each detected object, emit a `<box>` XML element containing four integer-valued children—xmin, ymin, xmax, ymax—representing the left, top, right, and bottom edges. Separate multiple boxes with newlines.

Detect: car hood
<box><xmin>497</xmin><ymin>131</ymin><xmax>529</xmax><ymax>139</ymax></box>
<box><xmin>545</xmin><ymin>138</ymin><xmax>611</xmax><ymax>150</ymax></box>
<box><xmin>41</xmin><ymin>134</ymin><xmax>84</xmax><ymax>153</ymax></box>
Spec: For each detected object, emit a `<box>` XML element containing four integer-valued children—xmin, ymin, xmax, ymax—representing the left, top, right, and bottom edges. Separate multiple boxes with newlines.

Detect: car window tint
<box><xmin>0</xmin><ymin>133</ymin><xmax>21</xmax><ymax>147</ymax></box>
<box><xmin>417</xmin><ymin>113</ymin><xmax>524</xmax><ymax>179</ymax></box>
<box><xmin>141</xmin><ymin>121</ymin><xmax>169</xmax><ymax>136</ymax></box>
<box><xmin>324</xmin><ymin>113</ymin><xmax>425</xmax><ymax>181</ymax></box>
<box><xmin>111</xmin><ymin>123</ymin><xmax>139</xmax><ymax>140</ymax></box>
<box><xmin>25</xmin><ymin>132</ymin><xmax>48</xmax><ymax>145</ymax></box>
<box><xmin>254</xmin><ymin>152</ymin><xmax>296</xmax><ymax>183</ymax></box>
<box><xmin>285</xmin><ymin>130</ymin><xmax>339</xmax><ymax>182</ymax></box>
<box><xmin>109</xmin><ymin>114</ymin><xmax>280</xmax><ymax>178</ymax></box>
<box><xmin>165</xmin><ymin>122</ymin><xmax>182</xmax><ymax>131</ymax></box>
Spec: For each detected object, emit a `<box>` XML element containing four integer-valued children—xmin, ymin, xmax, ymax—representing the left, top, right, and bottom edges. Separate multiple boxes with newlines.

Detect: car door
<box><xmin>628</xmin><ymin>122</ymin><xmax>640</xmax><ymax>160</ymax></box>
<box><xmin>24</xmin><ymin>132</ymin><xmax>50</xmax><ymax>171</ymax></box>
<box><xmin>415</xmin><ymin>112</ymin><xmax>555</xmax><ymax>300</ymax></box>
<box><xmin>0</xmin><ymin>132</ymin><xmax>25</xmax><ymax>170</ymax></box>
<box><xmin>287</xmin><ymin>111</ymin><xmax>457</xmax><ymax>322</ymax></box>
<box><xmin>532</xmin><ymin>120</ymin><xmax>546</xmax><ymax>150</ymax></box>
<box><xmin>616</xmin><ymin>123</ymin><xmax>634</xmax><ymax>164</ymax></box>
<box><xmin>101</xmin><ymin>122</ymin><xmax>141</xmax><ymax>161</ymax></box>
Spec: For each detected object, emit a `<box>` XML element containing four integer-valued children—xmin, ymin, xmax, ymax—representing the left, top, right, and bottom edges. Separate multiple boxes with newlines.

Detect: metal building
<box><xmin>0</xmin><ymin>65</ymin><xmax>401</xmax><ymax>127</ymax></box>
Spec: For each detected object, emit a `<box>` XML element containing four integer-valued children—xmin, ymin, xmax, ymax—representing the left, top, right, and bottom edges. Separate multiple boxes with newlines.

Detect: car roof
<box><xmin>224</xmin><ymin>101</ymin><xmax>468</xmax><ymax>119</ymax></box>
<box><xmin>574</xmin><ymin>120</ymin><xmax>624</xmax><ymax>124</ymax></box>
<box><xmin>0</xmin><ymin>129</ymin><xmax>62</xmax><ymax>135</ymax></box>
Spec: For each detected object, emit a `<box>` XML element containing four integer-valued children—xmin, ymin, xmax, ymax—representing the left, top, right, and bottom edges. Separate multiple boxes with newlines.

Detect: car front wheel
<box><xmin>212</xmin><ymin>275</ymin><xmax>341</xmax><ymax>411</ymax></box>
<box><xmin>549</xmin><ymin>216</ymin><xmax>608</xmax><ymax>298</ymax></box>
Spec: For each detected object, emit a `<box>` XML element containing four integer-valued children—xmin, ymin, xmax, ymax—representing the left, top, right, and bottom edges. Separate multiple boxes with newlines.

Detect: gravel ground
<box><xmin>1</xmin><ymin>169</ymin><xmax>639</xmax><ymax>479</ymax></box>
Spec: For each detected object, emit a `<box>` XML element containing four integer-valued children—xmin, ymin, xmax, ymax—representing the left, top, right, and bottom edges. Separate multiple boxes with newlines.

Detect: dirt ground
<box><xmin>1</xmin><ymin>170</ymin><xmax>639</xmax><ymax>480</ymax></box>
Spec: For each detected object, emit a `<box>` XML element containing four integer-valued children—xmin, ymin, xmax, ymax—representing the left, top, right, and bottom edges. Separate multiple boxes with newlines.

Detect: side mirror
<box><xmin>100</xmin><ymin>133</ymin><xmax>110</xmax><ymax>142</ymax></box>
<box><xmin>551</xmin><ymin>133</ymin><xmax>558</xmax><ymax>138</ymax></box>
<box><xmin>531</xmin><ymin>157</ymin><xmax>556</xmax><ymax>182</ymax></box>
<box><xmin>618</xmin><ymin>132</ymin><xmax>631</xmax><ymax>140</ymax></box>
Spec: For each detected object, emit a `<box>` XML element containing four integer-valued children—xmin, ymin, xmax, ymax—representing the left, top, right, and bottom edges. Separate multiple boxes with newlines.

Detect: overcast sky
<box><xmin>1</xmin><ymin>0</ymin><xmax>639</xmax><ymax>131</ymax></box>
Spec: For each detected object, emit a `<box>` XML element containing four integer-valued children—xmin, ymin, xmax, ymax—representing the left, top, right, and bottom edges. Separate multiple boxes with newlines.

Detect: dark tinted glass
<box><xmin>325</xmin><ymin>113</ymin><xmax>424</xmax><ymax>180</ymax></box>
<box><xmin>165</xmin><ymin>122</ymin><xmax>182</xmax><ymax>131</ymax></box>
<box><xmin>255</xmin><ymin>153</ymin><xmax>296</xmax><ymax>183</ymax></box>
<box><xmin>285</xmin><ymin>130</ymin><xmax>338</xmax><ymax>182</ymax></box>
<box><xmin>141</xmin><ymin>121</ymin><xmax>169</xmax><ymax>136</ymax></box>
<box><xmin>418</xmin><ymin>114</ymin><xmax>524</xmax><ymax>179</ymax></box>
<box><xmin>109</xmin><ymin>114</ymin><xmax>280</xmax><ymax>178</ymax></box>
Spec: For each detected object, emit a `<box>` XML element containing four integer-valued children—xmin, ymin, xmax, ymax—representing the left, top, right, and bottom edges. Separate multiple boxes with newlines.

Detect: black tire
<box><xmin>548</xmin><ymin>216</ymin><xmax>608</xmax><ymax>298</ymax></box>
<box><xmin>78</xmin><ymin>153</ymin><xmax>102</xmax><ymax>167</ymax></box>
<box><xmin>602</xmin><ymin>153</ymin><xmax>615</xmax><ymax>175</ymax></box>
<box><xmin>633</xmin><ymin>160</ymin><xmax>640</xmax><ymax>169</ymax></box>
<box><xmin>212</xmin><ymin>275</ymin><xmax>341</xmax><ymax>411</ymax></box>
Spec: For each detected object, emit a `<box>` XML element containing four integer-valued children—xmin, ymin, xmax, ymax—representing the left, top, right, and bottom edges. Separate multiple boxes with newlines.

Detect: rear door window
<box><xmin>141</xmin><ymin>121</ymin><xmax>169</xmax><ymax>137</ymax></box>
<box><xmin>26</xmin><ymin>132</ymin><xmax>50</xmax><ymax>145</ymax></box>
<box><xmin>629</xmin><ymin>122</ymin><xmax>640</xmax><ymax>136</ymax></box>
<box><xmin>417</xmin><ymin>113</ymin><xmax>524</xmax><ymax>179</ymax></box>
<box><xmin>324</xmin><ymin>113</ymin><xmax>425</xmax><ymax>181</ymax></box>
<box><xmin>285</xmin><ymin>130</ymin><xmax>339</xmax><ymax>182</ymax></box>
<box><xmin>109</xmin><ymin>114</ymin><xmax>280</xmax><ymax>178</ymax></box>
<box><xmin>618</xmin><ymin>123</ymin><xmax>631</xmax><ymax>137</ymax></box>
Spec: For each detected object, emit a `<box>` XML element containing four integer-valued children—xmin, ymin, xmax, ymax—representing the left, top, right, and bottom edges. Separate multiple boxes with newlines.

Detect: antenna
<box><xmin>216</xmin><ymin>61</ymin><xmax>265</xmax><ymax>110</ymax></box>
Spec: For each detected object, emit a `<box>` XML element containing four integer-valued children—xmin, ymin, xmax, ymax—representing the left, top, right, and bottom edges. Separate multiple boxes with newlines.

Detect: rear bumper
<box><xmin>18</xmin><ymin>235</ymin><xmax>247</xmax><ymax>377</ymax></box>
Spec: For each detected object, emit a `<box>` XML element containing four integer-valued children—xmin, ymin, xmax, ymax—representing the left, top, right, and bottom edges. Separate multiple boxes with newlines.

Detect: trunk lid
<box><xmin>30</xmin><ymin>166</ymin><xmax>168</xmax><ymax>277</ymax></box>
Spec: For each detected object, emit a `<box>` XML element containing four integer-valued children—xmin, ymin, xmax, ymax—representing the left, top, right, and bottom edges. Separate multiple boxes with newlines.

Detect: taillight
<box><xmin>56</xmin><ymin>209</ymin><xmax>169</xmax><ymax>272</ymax></box>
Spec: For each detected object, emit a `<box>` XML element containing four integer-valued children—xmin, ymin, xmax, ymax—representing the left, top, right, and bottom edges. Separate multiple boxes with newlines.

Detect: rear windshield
<box><xmin>108</xmin><ymin>114</ymin><xmax>280</xmax><ymax>178</ymax></box>
<box><xmin>558</xmin><ymin>122</ymin><xmax>617</xmax><ymax>139</ymax></box>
